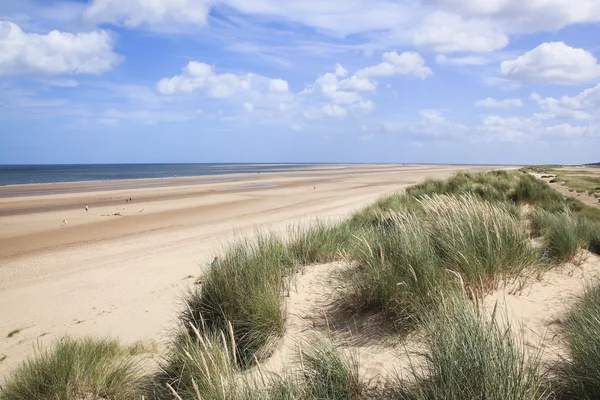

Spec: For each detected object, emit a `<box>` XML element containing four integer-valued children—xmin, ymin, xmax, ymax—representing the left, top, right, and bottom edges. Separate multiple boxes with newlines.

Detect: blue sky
<box><xmin>1</xmin><ymin>0</ymin><xmax>599</xmax><ymax>164</ymax></box>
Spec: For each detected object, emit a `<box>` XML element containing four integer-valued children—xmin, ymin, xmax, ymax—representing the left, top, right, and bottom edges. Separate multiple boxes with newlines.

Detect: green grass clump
<box><xmin>553</xmin><ymin>284</ymin><xmax>600</xmax><ymax>399</ymax></box>
<box><xmin>0</xmin><ymin>337</ymin><xmax>146</xmax><ymax>400</ymax></box>
<box><xmin>509</xmin><ymin>174</ymin><xmax>565</xmax><ymax>209</ymax></box>
<box><xmin>346</xmin><ymin>212</ymin><xmax>451</xmax><ymax>331</ymax></box>
<box><xmin>181</xmin><ymin>234</ymin><xmax>297</xmax><ymax>368</ymax></box>
<box><xmin>351</xmin><ymin>193</ymin><xmax>422</xmax><ymax>228</ymax></box>
<box><xmin>531</xmin><ymin>210</ymin><xmax>588</xmax><ymax>263</ymax></box>
<box><xmin>299</xmin><ymin>334</ymin><xmax>364</xmax><ymax>400</ymax></box>
<box><xmin>346</xmin><ymin>193</ymin><xmax>538</xmax><ymax>332</ymax></box>
<box><xmin>394</xmin><ymin>298</ymin><xmax>548</xmax><ymax>400</ymax></box>
<box><xmin>155</xmin><ymin>326</ymin><xmax>242</xmax><ymax>400</ymax></box>
<box><xmin>422</xmin><ymin>194</ymin><xmax>540</xmax><ymax>290</ymax></box>
<box><xmin>576</xmin><ymin>218</ymin><xmax>600</xmax><ymax>255</ymax></box>
<box><xmin>288</xmin><ymin>221</ymin><xmax>354</xmax><ymax>265</ymax></box>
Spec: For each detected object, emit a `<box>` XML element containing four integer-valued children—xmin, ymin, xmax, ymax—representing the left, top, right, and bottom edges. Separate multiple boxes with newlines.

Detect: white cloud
<box><xmin>530</xmin><ymin>84</ymin><xmax>600</xmax><ymax>120</ymax></box>
<box><xmin>338</xmin><ymin>75</ymin><xmax>377</xmax><ymax>91</ymax></box>
<box><xmin>356</xmin><ymin>51</ymin><xmax>432</xmax><ymax>79</ymax></box>
<box><xmin>379</xmin><ymin>109</ymin><xmax>467</xmax><ymax>138</ymax></box>
<box><xmin>269</xmin><ymin>78</ymin><xmax>289</xmax><ymax>93</ymax></box>
<box><xmin>351</xmin><ymin>100</ymin><xmax>375</xmax><ymax>114</ymax></box>
<box><xmin>335</xmin><ymin>63</ymin><xmax>348</xmax><ymax>77</ymax></box>
<box><xmin>321</xmin><ymin>104</ymin><xmax>347</xmax><ymax>117</ymax></box>
<box><xmin>500</xmin><ymin>42</ymin><xmax>600</xmax><ymax>84</ymax></box>
<box><xmin>0</xmin><ymin>21</ymin><xmax>119</xmax><ymax>76</ymax></box>
<box><xmin>476</xmin><ymin>114</ymin><xmax>597</xmax><ymax>142</ymax></box>
<box><xmin>157</xmin><ymin>61</ymin><xmax>254</xmax><ymax>97</ymax></box>
<box><xmin>435</xmin><ymin>54</ymin><xmax>489</xmax><ymax>66</ymax></box>
<box><xmin>414</xmin><ymin>11</ymin><xmax>508</xmax><ymax>53</ymax></box>
<box><xmin>422</xmin><ymin>0</ymin><xmax>600</xmax><ymax>33</ymax></box>
<box><xmin>243</xmin><ymin>102</ymin><xmax>254</xmax><ymax>112</ymax></box>
<box><xmin>303</xmin><ymin>65</ymin><xmax>374</xmax><ymax>105</ymax></box>
<box><xmin>475</xmin><ymin>97</ymin><xmax>523</xmax><ymax>109</ymax></box>
<box><xmin>84</xmin><ymin>0</ymin><xmax>210</xmax><ymax>30</ymax></box>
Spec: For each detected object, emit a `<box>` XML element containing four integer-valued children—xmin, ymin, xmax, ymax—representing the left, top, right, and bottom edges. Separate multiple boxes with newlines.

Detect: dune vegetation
<box><xmin>2</xmin><ymin>169</ymin><xmax>600</xmax><ymax>399</ymax></box>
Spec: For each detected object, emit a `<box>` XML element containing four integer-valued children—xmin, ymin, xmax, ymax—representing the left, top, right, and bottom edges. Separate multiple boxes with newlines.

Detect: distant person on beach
<box><xmin>211</xmin><ymin>256</ymin><xmax>220</xmax><ymax>268</ymax></box>
<box><xmin>85</xmin><ymin>204</ymin><xmax>89</xmax><ymax>212</ymax></box>
<box><xmin>62</xmin><ymin>220</ymin><xmax>67</xmax><ymax>226</ymax></box>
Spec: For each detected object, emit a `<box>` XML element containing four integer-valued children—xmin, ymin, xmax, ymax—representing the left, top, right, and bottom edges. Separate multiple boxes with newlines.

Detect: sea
<box><xmin>0</xmin><ymin>164</ymin><xmax>322</xmax><ymax>186</ymax></box>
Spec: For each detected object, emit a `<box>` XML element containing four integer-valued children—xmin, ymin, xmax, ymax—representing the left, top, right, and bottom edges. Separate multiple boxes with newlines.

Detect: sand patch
<box><xmin>253</xmin><ymin>262</ymin><xmax>420</xmax><ymax>387</ymax></box>
<box><xmin>483</xmin><ymin>251</ymin><xmax>600</xmax><ymax>368</ymax></box>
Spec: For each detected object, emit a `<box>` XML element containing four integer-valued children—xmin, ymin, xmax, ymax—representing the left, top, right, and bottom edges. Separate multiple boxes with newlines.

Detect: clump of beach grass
<box><xmin>345</xmin><ymin>212</ymin><xmax>452</xmax><ymax>331</ymax></box>
<box><xmin>390</xmin><ymin>297</ymin><xmax>548</xmax><ymax>400</ymax></box>
<box><xmin>422</xmin><ymin>193</ymin><xmax>540</xmax><ymax>291</ymax></box>
<box><xmin>0</xmin><ymin>337</ymin><xmax>146</xmax><ymax>400</ymax></box>
<box><xmin>180</xmin><ymin>233</ymin><xmax>301</xmax><ymax>369</ymax></box>
<box><xmin>288</xmin><ymin>220</ymin><xmax>355</xmax><ymax>265</ymax></box>
<box><xmin>530</xmin><ymin>209</ymin><xmax>594</xmax><ymax>263</ymax></box>
<box><xmin>552</xmin><ymin>284</ymin><xmax>600</xmax><ymax>399</ymax></box>
<box><xmin>345</xmin><ymin>193</ymin><xmax>539</xmax><ymax>332</ymax></box>
<box><xmin>298</xmin><ymin>333</ymin><xmax>365</xmax><ymax>400</ymax></box>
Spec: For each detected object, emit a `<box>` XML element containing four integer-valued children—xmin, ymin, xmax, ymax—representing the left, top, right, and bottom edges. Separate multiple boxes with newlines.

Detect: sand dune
<box><xmin>0</xmin><ymin>164</ymin><xmax>488</xmax><ymax>378</ymax></box>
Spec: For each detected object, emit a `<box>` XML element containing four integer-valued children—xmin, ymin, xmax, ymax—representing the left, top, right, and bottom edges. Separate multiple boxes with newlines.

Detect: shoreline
<box><xmin>0</xmin><ymin>163</ymin><xmax>523</xmax><ymax>189</ymax></box>
<box><xmin>0</xmin><ymin>163</ymin><xmax>351</xmax><ymax>188</ymax></box>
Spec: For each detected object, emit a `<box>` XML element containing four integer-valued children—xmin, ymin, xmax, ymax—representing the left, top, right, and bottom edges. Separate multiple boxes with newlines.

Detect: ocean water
<box><xmin>0</xmin><ymin>164</ymin><xmax>319</xmax><ymax>186</ymax></box>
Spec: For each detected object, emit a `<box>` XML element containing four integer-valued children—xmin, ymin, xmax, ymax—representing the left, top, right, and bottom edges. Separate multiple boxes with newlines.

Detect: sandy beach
<box><xmin>0</xmin><ymin>164</ymin><xmax>494</xmax><ymax>378</ymax></box>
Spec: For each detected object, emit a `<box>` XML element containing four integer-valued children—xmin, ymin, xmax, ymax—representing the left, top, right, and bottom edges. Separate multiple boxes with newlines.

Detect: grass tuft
<box><xmin>0</xmin><ymin>337</ymin><xmax>146</xmax><ymax>400</ymax></box>
<box><xmin>553</xmin><ymin>284</ymin><xmax>600</xmax><ymax>399</ymax></box>
<box><xmin>422</xmin><ymin>193</ymin><xmax>539</xmax><ymax>291</ymax></box>
<box><xmin>180</xmin><ymin>234</ymin><xmax>297</xmax><ymax>368</ymax></box>
<box><xmin>299</xmin><ymin>333</ymin><xmax>364</xmax><ymax>400</ymax></box>
<box><xmin>392</xmin><ymin>297</ymin><xmax>548</xmax><ymax>400</ymax></box>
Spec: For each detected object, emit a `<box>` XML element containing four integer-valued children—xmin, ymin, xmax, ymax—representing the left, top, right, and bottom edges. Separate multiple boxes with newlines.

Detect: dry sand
<box><xmin>0</xmin><ymin>164</ymin><xmax>490</xmax><ymax>378</ymax></box>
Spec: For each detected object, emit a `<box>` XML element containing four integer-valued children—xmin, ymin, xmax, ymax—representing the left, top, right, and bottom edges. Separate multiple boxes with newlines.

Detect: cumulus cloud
<box><xmin>157</xmin><ymin>61</ymin><xmax>289</xmax><ymax>98</ymax></box>
<box><xmin>355</xmin><ymin>51</ymin><xmax>432</xmax><ymax>79</ymax></box>
<box><xmin>530</xmin><ymin>84</ymin><xmax>600</xmax><ymax>120</ymax></box>
<box><xmin>84</xmin><ymin>0</ymin><xmax>210</xmax><ymax>29</ymax></box>
<box><xmin>269</xmin><ymin>78</ymin><xmax>289</xmax><ymax>93</ymax></box>
<box><xmin>303</xmin><ymin>64</ymin><xmax>375</xmax><ymax>105</ymax></box>
<box><xmin>414</xmin><ymin>11</ymin><xmax>508</xmax><ymax>53</ymax></box>
<box><xmin>0</xmin><ymin>21</ymin><xmax>120</xmax><ymax>76</ymax></box>
<box><xmin>475</xmin><ymin>97</ymin><xmax>523</xmax><ymax>109</ymax></box>
<box><xmin>500</xmin><ymin>42</ymin><xmax>600</xmax><ymax>84</ymax></box>
<box><xmin>321</xmin><ymin>104</ymin><xmax>347</xmax><ymax>117</ymax></box>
